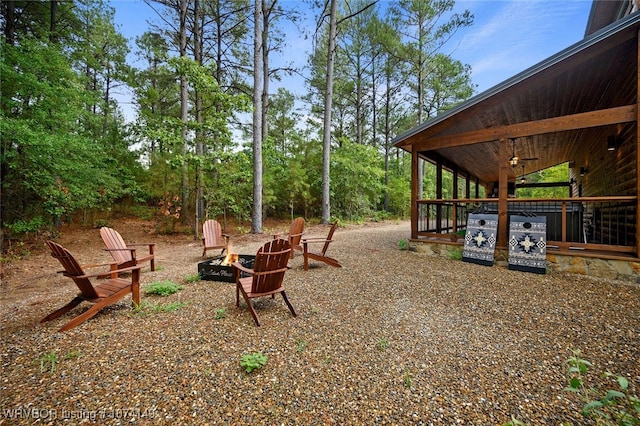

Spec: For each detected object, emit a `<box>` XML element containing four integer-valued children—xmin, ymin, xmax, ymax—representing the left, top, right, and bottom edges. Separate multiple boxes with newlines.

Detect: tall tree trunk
<box><xmin>321</xmin><ymin>0</ymin><xmax>337</xmax><ymax>224</ymax></box>
<box><xmin>251</xmin><ymin>0</ymin><xmax>264</xmax><ymax>233</ymax></box>
<box><xmin>179</xmin><ymin>0</ymin><xmax>189</xmax><ymax>221</ymax></box>
<box><xmin>3</xmin><ymin>0</ymin><xmax>15</xmax><ymax>45</ymax></box>
<box><xmin>49</xmin><ymin>0</ymin><xmax>57</xmax><ymax>42</ymax></box>
<box><xmin>194</xmin><ymin>0</ymin><xmax>204</xmax><ymax>239</ymax></box>
<box><xmin>261</xmin><ymin>0</ymin><xmax>271</xmax><ymax>151</ymax></box>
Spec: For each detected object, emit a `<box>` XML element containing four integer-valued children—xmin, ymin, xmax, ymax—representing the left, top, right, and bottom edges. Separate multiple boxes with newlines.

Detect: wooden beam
<box><xmin>410</xmin><ymin>105</ymin><xmax>637</xmax><ymax>152</ymax></box>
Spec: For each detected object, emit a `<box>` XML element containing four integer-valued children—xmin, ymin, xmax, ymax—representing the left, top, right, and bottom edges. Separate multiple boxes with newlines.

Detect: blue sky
<box><xmin>111</xmin><ymin>0</ymin><xmax>592</xmax><ymax>120</ymax></box>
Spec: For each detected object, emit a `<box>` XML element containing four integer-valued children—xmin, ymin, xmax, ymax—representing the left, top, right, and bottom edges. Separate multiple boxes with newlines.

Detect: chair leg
<box><xmin>57</xmin><ymin>289</ymin><xmax>131</xmax><ymax>332</ymax></box>
<box><xmin>40</xmin><ymin>297</ymin><xmax>83</xmax><ymax>323</ymax></box>
<box><xmin>239</xmin><ymin>291</ymin><xmax>260</xmax><ymax>327</ymax></box>
<box><xmin>281</xmin><ymin>291</ymin><xmax>297</xmax><ymax>317</ymax></box>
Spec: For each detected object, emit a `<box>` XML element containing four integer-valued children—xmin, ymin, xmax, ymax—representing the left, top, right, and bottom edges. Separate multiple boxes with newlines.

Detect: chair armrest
<box><xmin>67</xmin><ymin>264</ymin><xmax>143</xmax><ymax>279</ymax></box>
<box><xmin>232</xmin><ymin>261</ymin><xmax>254</xmax><ymax>275</ymax></box>
<box><xmin>127</xmin><ymin>243</ymin><xmax>155</xmax><ymax>248</ymax></box>
<box><xmin>302</xmin><ymin>237</ymin><xmax>332</xmax><ymax>243</ymax></box>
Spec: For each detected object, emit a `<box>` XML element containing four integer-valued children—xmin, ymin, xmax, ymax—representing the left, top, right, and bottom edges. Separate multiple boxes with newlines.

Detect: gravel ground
<box><xmin>1</xmin><ymin>220</ymin><xmax>639</xmax><ymax>425</ymax></box>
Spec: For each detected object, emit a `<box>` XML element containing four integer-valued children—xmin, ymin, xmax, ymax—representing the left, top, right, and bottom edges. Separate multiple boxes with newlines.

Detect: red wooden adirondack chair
<box><xmin>202</xmin><ymin>219</ymin><xmax>230</xmax><ymax>257</ymax></box>
<box><xmin>273</xmin><ymin>217</ymin><xmax>305</xmax><ymax>258</ymax></box>
<box><xmin>233</xmin><ymin>239</ymin><xmax>297</xmax><ymax>326</ymax></box>
<box><xmin>41</xmin><ymin>241</ymin><xmax>142</xmax><ymax>332</ymax></box>
<box><xmin>100</xmin><ymin>227</ymin><xmax>155</xmax><ymax>274</ymax></box>
<box><xmin>302</xmin><ymin>221</ymin><xmax>342</xmax><ymax>271</ymax></box>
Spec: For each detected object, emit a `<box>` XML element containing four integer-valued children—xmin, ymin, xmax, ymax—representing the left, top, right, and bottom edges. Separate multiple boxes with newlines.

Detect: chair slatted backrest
<box><xmin>288</xmin><ymin>217</ymin><xmax>305</xmax><ymax>247</ymax></box>
<box><xmin>46</xmin><ymin>241</ymin><xmax>100</xmax><ymax>300</ymax></box>
<box><xmin>252</xmin><ymin>239</ymin><xmax>291</xmax><ymax>294</ymax></box>
<box><xmin>203</xmin><ymin>220</ymin><xmax>224</xmax><ymax>246</ymax></box>
<box><xmin>100</xmin><ymin>227</ymin><xmax>132</xmax><ymax>264</ymax></box>
<box><xmin>321</xmin><ymin>221</ymin><xmax>339</xmax><ymax>255</ymax></box>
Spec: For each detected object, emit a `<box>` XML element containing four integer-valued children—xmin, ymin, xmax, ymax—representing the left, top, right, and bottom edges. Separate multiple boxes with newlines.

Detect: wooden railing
<box><xmin>416</xmin><ymin>196</ymin><xmax>637</xmax><ymax>254</ymax></box>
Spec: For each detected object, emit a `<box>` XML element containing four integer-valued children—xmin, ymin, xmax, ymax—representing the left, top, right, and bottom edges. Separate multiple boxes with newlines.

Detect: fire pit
<box><xmin>198</xmin><ymin>254</ymin><xmax>255</xmax><ymax>283</ymax></box>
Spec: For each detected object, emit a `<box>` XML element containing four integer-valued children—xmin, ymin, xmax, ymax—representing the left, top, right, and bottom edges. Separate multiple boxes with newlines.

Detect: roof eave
<box><xmin>392</xmin><ymin>11</ymin><xmax>640</xmax><ymax>150</ymax></box>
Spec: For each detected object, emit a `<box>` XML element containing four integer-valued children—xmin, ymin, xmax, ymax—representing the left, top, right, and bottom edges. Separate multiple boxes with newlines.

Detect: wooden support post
<box><xmin>436</xmin><ymin>163</ymin><xmax>443</xmax><ymax>233</ymax></box>
<box><xmin>411</xmin><ymin>145</ymin><xmax>419</xmax><ymax>239</ymax></box>
<box><xmin>498</xmin><ymin>139</ymin><xmax>509</xmax><ymax>248</ymax></box>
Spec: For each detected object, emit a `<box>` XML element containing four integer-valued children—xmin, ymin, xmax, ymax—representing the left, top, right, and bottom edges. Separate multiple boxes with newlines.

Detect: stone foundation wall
<box><xmin>409</xmin><ymin>240</ymin><xmax>640</xmax><ymax>283</ymax></box>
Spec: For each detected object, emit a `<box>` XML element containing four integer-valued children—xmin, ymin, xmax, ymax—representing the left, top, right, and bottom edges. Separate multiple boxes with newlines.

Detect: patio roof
<box><xmin>393</xmin><ymin>11</ymin><xmax>640</xmax><ymax>185</ymax></box>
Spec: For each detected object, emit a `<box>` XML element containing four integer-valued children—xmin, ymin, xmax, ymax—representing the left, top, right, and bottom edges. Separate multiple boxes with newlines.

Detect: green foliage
<box><xmin>1</xmin><ymin>36</ymin><xmax>142</xmax><ymax>226</ymax></box>
<box><xmin>38</xmin><ymin>351</ymin><xmax>58</xmax><ymax>374</ymax></box>
<box><xmin>185</xmin><ymin>273</ymin><xmax>201</xmax><ymax>283</ymax></box>
<box><xmin>447</xmin><ymin>247</ymin><xmax>463</xmax><ymax>260</ymax></box>
<box><xmin>3</xmin><ymin>217</ymin><xmax>46</xmax><ymax>239</ymax></box>
<box><xmin>144</xmin><ymin>281</ymin><xmax>183</xmax><ymax>296</ymax></box>
<box><xmin>331</xmin><ymin>140</ymin><xmax>385</xmax><ymax>220</ymax></box>
<box><xmin>37</xmin><ymin>350</ymin><xmax>83</xmax><ymax>374</ymax></box>
<box><xmin>240</xmin><ymin>352</ymin><xmax>268</xmax><ymax>373</ymax></box>
<box><xmin>564</xmin><ymin>349</ymin><xmax>639</xmax><ymax>425</ymax></box>
<box><xmin>516</xmin><ymin>163</ymin><xmax>570</xmax><ymax>198</ymax></box>
<box><xmin>398</xmin><ymin>239</ymin><xmax>408</xmax><ymax>251</ymax></box>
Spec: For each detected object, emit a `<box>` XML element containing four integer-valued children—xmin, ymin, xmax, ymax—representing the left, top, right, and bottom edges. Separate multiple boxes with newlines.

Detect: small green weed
<box><xmin>144</xmin><ymin>281</ymin><xmax>183</xmax><ymax>296</ymax></box>
<box><xmin>185</xmin><ymin>273</ymin><xmax>201</xmax><ymax>283</ymax></box>
<box><xmin>447</xmin><ymin>247</ymin><xmax>463</xmax><ymax>260</ymax></box>
<box><xmin>38</xmin><ymin>351</ymin><xmax>58</xmax><ymax>374</ymax></box>
<box><xmin>404</xmin><ymin>367</ymin><xmax>413</xmax><ymax>388</ymax></box>
<box><xmin>502</xmin><ymin>416</ymin><xmax>527</xmax><ymax>426</ymax></box>
<box><xmin>214</xmin><ymin>307</ymin><xmax>227</xmax><ymax>319</ymax></box>
<box><xmin>398</xmin><ymin>239</ymin><xmax>408</xmax><ymax>250</ymax></box>
<box><xmin>564</xmin><ymin>349</ymin><xmax>639</xmax><ymax>425</ymax></box>
<box><xmin>63</xmin><ymin>350</ymin><xmax>83</xmax><ymax>361</ymax></box>
<box><xmin>378</xmin><ymin>338</ymin><xmax>389</xmax><ymax>351</ymax></box>
<box><xmin>295</xmin><ymin>339</ymin><xmax>307</xmax><ymax>353</ymax></box>
<box><xmin>36</xmin><ymin>349</ymin><xmax>83</xmax><ymax>374</ymax></box>
<box><xmin>94</xmin><ymin>219</ymin><xmax>110</xmax><ymax>228</ymax></box>
<box><xmin>240</xmin><ymin>352</ymin><xmax>268</xmax><ymax>373</ymax></box>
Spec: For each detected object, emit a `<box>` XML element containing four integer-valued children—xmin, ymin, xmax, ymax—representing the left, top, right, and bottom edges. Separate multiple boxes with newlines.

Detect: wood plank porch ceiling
<box><xmin>393</xmin><ymin>13</ymin><xmax>639</xmax><ymax>185</ymax></box>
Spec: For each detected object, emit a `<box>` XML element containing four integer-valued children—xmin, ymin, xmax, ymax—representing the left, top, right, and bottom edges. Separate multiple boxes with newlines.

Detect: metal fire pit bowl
<box><xmin>198</xmin><ymin>255</ymin><xmax>255</xmax><ymax>283</ymax></box>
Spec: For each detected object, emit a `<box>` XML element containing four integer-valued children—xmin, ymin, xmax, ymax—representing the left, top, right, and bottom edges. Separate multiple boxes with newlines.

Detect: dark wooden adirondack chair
<box><xmin>100</xmin><ymin>227</ymin><xmax>155</xmax><ymax>275</ymax></box>
<box><xmin>202</xmin><ymin>219</ymin><xmax>230</xmax><ymax>257</ymax></box>
<box><xmin>302</xmin><ymin>221</ymin><xmax>342</xmax><ymax>271</ymax></box>
<box><xmin>273</xmin><ymin>217</ymin><xmax>305</xmax><ymax>258</ymax></box>
<box><xmin>233</xmin><ymin>239</ymin><xmax>297</xmax><ymax>326</ymax></box>
<box><xmin>41</xmin><ymin>241</ymin><xmax>142</xmax><ymax>332</ymax></box>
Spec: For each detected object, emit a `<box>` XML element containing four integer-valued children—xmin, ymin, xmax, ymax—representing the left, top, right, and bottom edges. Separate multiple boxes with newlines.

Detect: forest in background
<box><xmin>2</xmin><ymin>0</ymin><xmax>563</xmax><ymax>250</ymax></box>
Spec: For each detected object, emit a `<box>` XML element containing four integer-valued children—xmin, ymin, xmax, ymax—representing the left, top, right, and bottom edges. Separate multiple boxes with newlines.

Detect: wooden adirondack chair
<box><xmin>273</xmin><ymin>217</ymin><xmax>305</xmax><ymax>258</ymax></box>
<box><xmin>41</xmin><ymin>241</ymin><xmax>142</xmax><ymax>332</ymax></box>
<box><xmin>100</xmin><ymin>227</ymin><xmax>155</xmax><ymax>275</ymax></box>
<box><xmin>201</xmin><ymin>219</ymin><xmax>230</xmax><ymax>257</ymax></box>
<box><xmin>302</xmin><ymin>221</ymin><xmax>342</xmax><ymax>271</ymax></box>
<box><xmin>233</xmin><ymin>239</ymin><xmax>297</xmax><ymax>326</ymax></box>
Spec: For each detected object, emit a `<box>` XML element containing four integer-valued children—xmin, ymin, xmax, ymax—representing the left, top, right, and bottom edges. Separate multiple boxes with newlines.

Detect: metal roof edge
<box><xmin>392</xmin><ymin>11</ymin><xmax>640</xmax><ymax>148</ymax></box>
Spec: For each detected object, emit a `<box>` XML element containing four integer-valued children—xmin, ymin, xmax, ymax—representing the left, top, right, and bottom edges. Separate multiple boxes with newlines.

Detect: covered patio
<box><xmin>393</xmin><ymin>6</ymin><xmax>640</xmax><ymax>280</ymax></box>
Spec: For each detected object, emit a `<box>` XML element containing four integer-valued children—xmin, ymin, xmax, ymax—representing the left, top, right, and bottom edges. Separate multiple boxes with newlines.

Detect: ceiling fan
<box><xmin>509</xmin><ymin>138</ymin><xmax>538</xmax><ymax>166</ymax></box>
